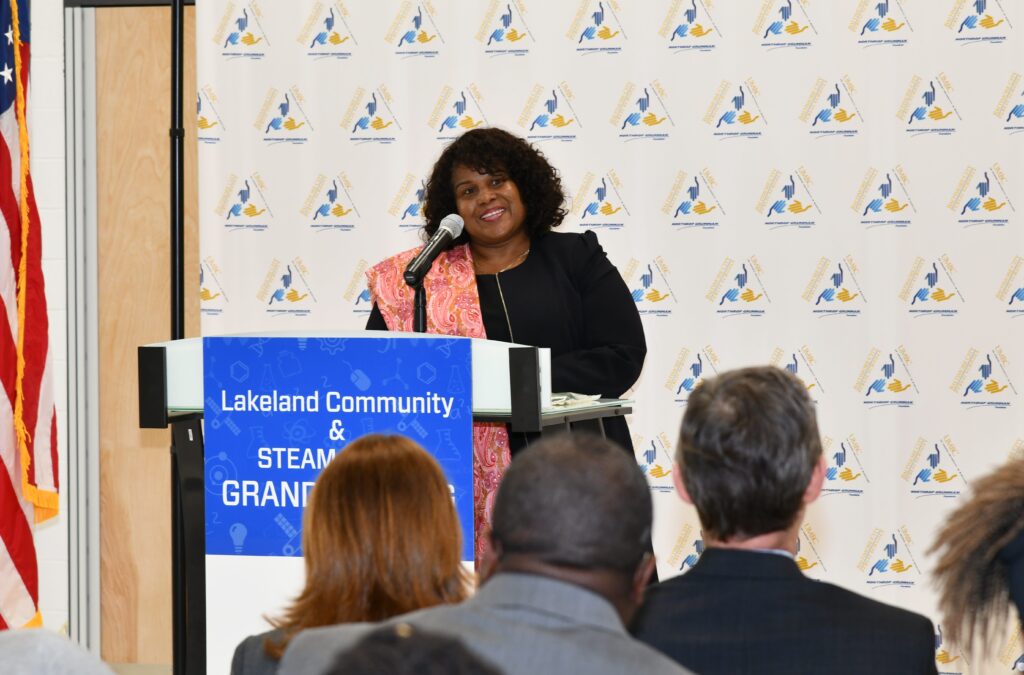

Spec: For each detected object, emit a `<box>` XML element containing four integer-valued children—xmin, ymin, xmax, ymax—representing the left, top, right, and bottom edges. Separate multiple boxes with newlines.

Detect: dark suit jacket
<box><xmin>632</xmin><ymin>548</ymin><xmax>938</xmax><ymax>675</ymax></box>
<box><xmin>231</xmin><ymin>628</ymin><xmax>284</xmax><ymax>675</ymax></box>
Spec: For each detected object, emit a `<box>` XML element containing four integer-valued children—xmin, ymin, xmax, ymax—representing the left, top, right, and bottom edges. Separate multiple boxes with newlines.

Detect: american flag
<box><xmin>0</xmin><ymin>0</ymin><xmax>59</xmax><ymax>630</ymax></box>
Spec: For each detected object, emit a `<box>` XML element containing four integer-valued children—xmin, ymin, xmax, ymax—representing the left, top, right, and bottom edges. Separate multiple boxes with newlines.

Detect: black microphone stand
<box><xmin>412</xmin><ymin>282</ymin><xmax>427</xmax><ymax>333</ymax></box>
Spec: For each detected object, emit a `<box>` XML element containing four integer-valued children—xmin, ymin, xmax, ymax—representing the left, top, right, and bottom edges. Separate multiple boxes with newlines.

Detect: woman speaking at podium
<box><xmin>364</xmin><ymin>128</ymin><xmax>645</xmax><ymax>557</ymax></box>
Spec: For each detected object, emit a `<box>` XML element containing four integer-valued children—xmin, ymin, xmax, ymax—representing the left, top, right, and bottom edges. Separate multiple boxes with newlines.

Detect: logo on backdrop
<box><xmin>216</xmin><ymin>1</ymin><xmax>269</xmax><ymax>59</ymax></box>
<box><xmin>389</xmin><ymin>173</ymin><xmax>427</xmax><ymax>231</ymax></box>
<box><xmin>933</xmin><ymin>625</ymin><xmax>967</xmax><ymax>673</ymax></box>
<box><xmin>852</xmin><ymin>166</ymin><xmax>915</xmax><ymax>228</ymax></box>
<box><xmin>203</xmin><ymin>337</ymin><xmax>474</xmax><ymax>560</ymax></box>
<box><xmin>300</xmin><ymin>173</ymin><xmax>359</xmax><ymax>232</ymax></box>
<box><xmin>704</xmin><ymin>80</ymin><xmax>767</xmax><ymax>140</ymax></box>
<box><xmin>612</xmin><ymin>82</ymin><xmax>673</xmax><ymax>141</ymax></box>
<box><xmin>899</xmin><ymin>256</ymin><xmax>963</xmax><ymax>317</ymax></box>
<box><xmin>902</xmin><ymin>436</ymin><xmax>967</xmax><ymax>499</ymax></box>
<box><xmin>518</xmin><ymin>83</ymin><xmax>582</xmax><ymax>143</ymax></box>
<box><xmin>855</xmin><ymin>346</ymin><xmax>918</xmax><ymax>408</ymax></box>
<box><xmin>859</xmin><ymin>527</ymin><xmax>920</xmax><ymax>589</ymax></box>
<box><xmin>623</xmin><ymin>257</ymin><xmax>675</xmax><ymax>316</ymax></box>
<box><xmin>800</xmin><ymin>77</ymin><xmax>863</xmax><ymax>137</ymax></box>
<box><xmin>666</xmin><ymin>521</ymin><xmax>704</xmax><ymax>572</ymax></box>
<box><xmin>803</xmin><ymin>256</ymin><xmax>866</xmax><ymax>318</ymax></box>
<box><xmin>952</xmin><ymin>347</ymin><xmax>1017</xmax><ymax>409</ymax></box>
<box><xmin>707</xmin><ymin>256</ymin><xmax>770</xmax><ymax>317</ymax></box>
<box><xmin>898</xmin><ymin>75</ymin><xmax>961</xmax><ymax>137</ymax></box>
<box><xmin>998</xmin><ymin>625</ymin><xmax>1024</xmax><ymax>671</ymax></box>
<box><xmin>255</xmin><ymin>86</ymin><xmax>313</xmax><ymax>145</ymax></box>
<box><xmin>797</xmin><ymin>524</ymin><xmax>827</xmax><ymax>577</ymax></box>
<box><xmin>948</xmin><ymin>164</ymin><xmax>1014</xmax><ymax>227</ymax></box>
<box><xmin>756</xmin><ymin>168</ymin><xmax>820</xmax><ymax>229</ymax></box>
<box><xmin>636</xmin><ymin>432</ymin><xmax>675</xmax><ymax>492</ymax></box>
<box><xmin>342</xmin><ymin>86</ymin><xmax>400</xmax><ymax>144</ymax></box>
<box><xmin>665</xmin><ymin>345</ymin><xmax>721</xmax><ymax>405</ymax></box>
<box><xmin>996</xmin><ymin>73</ymin><xmax>1024</xmax><ymax>134</ymax></box>
<box><xmin>429</xmin><ymin>85</ymin><xmax>488</xmax><ymax>141</ymax></box>
<box><xmin>572</xmin><ymin>171</ymin><xmax>629</xmax><ymax>231</ymax></box>
<box><xmin>946</xmin><ymin>0</ymin><xmax>1012</xmax><ymax>45</ymax></box>
<box><xmin>477</xmin><ymin>0</ymin><xmax>534</xmax><ymax>56</ymax></box>
<box><xmin>200</xmin><ymin>258</ymin><xmax>229</xmax><ymax>317</ymax></box>
<box><xmin>661</xmin><ymin>0</ymin><xmax>721</xmax><ymax>51</ymax></box>
<box><xmin>257</xmin><ymin>258</ymin><xmax>317</xmax><ymax>316</ymax></box>
<box><xmin>387</xmin><ymin>2</ymin><xmax>444</xmax><ymax>58</ymax></box>
<box><xmin>197</xmin><ymin>86</ymin><xmax>225</xmax><ymax>144</ymax></box>
<box><xmin>821</xmin><ymin>434</ymin><xmax>869</xmax><ymax>497</ymax></box>
<box><xmin>754</xmin><ymin>0</ymin><xmax>816</xmax><ymax>50</ymax></box>
<box><xmin>662</xmin><ymin>169</ymin><xmax>725</xmax><ymax>231</ymax></box>
<box><xmin>568</xmin><ymin>0</ymin><xmax>626</xmax><ymax>53</ymax></box>
<box><xmin>216</xmin><ymin>173</ymin><xmax>273</xmax><ymax>232</ymax></box>
<box><xmin>769</xmin><ymin>346</ymin><xmax>823</xmax><ymax>402</ymax></box>
<box><xmin>299</xmin><ymin>1</ymin><xmax>357</xmax><ymax>59</ymax></box>
<box><xmin>343</xmin><ymin>260</ymin><xmax>372</xmax><ymax>318</ymax></box>
<box><xmin>997</xmin><ymin>255</ymin><xmax>1024</xmax><ymax>317</ymax></box>
<box><xmin>851</xmin><ymin>0</ymin><xmax>912</xmax><ymax>47</ymax></box>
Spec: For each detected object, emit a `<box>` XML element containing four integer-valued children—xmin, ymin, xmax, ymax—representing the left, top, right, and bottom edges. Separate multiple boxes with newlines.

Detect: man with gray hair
<box><xmin>281</xmin><ymin>432</ymin><xmax>692</xmax><ymax>675</ymax></box>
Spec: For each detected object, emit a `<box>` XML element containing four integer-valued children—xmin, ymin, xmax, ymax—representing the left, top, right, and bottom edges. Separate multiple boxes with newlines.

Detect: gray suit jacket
<box><xmin>231</xmin><ymin>628</ymin><xmax>285</xmax><ymax>675</ymax></box>
<box><xmin>280</xmin><ymin>573</ymin><xmax>692</xmax><ymax>675</ymax></box>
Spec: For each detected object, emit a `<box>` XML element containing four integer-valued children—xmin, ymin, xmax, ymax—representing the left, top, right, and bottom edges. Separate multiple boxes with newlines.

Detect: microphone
<box><xmin>404</xmin><ymin>214</ymin><xmax>465</xmax><ymax>286</ymax></box>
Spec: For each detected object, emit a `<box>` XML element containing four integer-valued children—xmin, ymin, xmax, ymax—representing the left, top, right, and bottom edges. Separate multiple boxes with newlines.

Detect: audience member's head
<box><xmin>327</xmin><ymin>624</ymin><xmax>503</xmax><ymax>675</ymax></box>
<box><xmin>0</xmin><ymin>629</ymin><xmax>114</xmax><ymax>675</ymax></box>
<box><xmin>931</xmin><ymin>456</ymin><xmax>1024</xmax><ymax>653</ymax></box>
<box><xmin>676</xmin><ymin>366</ymin><xmax>824</xmax><ymax>545</ymax></box>
<box><xmin>484</xmin><ymin>432</ymin><xmax>654</xmax><ymax>622</ymax></box>
<box><xmin>265</xmin><ymin>434</ymin><xmax>469</xmax><ymax>659</ymax></box>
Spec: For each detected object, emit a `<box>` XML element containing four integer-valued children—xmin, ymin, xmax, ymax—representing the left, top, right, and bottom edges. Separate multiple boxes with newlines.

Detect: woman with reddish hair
<box><xmin>230</xmin><ymin>434</ymin><xmax>469</xmax><ymax>674</ymax></box>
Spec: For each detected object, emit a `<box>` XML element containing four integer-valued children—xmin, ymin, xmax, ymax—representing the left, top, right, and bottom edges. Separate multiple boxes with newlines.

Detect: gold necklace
<box><xmin>475</xmin><ymin>248</ymin><xmax>530</xmax><ymax>275</ymax></box>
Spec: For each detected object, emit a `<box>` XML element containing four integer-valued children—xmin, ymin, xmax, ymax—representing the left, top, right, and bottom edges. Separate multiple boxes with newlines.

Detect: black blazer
<box><xmin>632</xmin><ymin>548</ymin><xmax>938</xmax><ymax>675</ymax></box>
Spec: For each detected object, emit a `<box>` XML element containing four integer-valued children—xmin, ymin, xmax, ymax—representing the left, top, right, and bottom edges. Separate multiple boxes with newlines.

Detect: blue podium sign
<box><xmin>202</xmin><ymin>336</ymin><xmax>474</xmax><ymax>560</ymax></box>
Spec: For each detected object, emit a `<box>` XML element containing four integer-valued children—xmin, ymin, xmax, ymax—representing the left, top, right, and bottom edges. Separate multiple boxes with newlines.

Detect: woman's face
<box><xmin>451</xmin><ymin>163</ymin><xmax>528</xmax><ymax>248</ymax></box>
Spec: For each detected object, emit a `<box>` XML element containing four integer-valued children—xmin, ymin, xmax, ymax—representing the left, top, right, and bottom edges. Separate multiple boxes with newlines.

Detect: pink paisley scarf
<box><xmin>366</xmin><ymin>243</ymin><xmax>512</xmax><ymax>564</ymax></box>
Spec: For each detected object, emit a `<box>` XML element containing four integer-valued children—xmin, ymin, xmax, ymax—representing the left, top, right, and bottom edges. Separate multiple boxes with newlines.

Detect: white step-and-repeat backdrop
<box><xmin>197</xmin><ymin>1</ymin><xmax>1023</xmax><ymax>671</ymax></box>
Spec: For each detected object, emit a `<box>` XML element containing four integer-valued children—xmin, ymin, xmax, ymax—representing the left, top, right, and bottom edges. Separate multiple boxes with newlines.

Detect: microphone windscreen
<box><xmin>439</xmin><ymin>214</ymin><xmax>465</xmax><ymax>237</ymax></box>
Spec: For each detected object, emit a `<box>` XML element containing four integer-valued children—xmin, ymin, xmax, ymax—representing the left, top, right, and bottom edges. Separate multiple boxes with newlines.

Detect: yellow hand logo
<box><xmin>329</xmin><ymin>32</ymin><xmax>349</xmax><ymax>45</ymax></box>
<box><xmin>692</xmin><ymin>201</ymin><xmax>716</xmax><ymax>215</ymax></box>
<box><xmin>785</xmin><ymin>21</ymin><xmax>808</xmax><ymax>35</ymax></box>
<box><xmin>331</xmin><ymin>204</ymin><xmax>352</xmax><ymax>218</ymax></box>
<box><xmin>283</xmin><ymin>117</ymin><xmax>305</xmax><ymax>131</ymax></box>
<box><xmin>836</xmin><ymin>288</ymin><xmax>859</xmax><ymax>303</ymax></box>
<box><xmin>839</xmin><ymin>467</ymin><xmax>861</xmax><ymax>482</ymax></box>
<box><xmin>884</xmin><ymin>198</ymin><xmax>908</xmax><ymax>212</ymax></box>
<box><xmin>928</xmin><ymin>106</ymin><xmax>953</xmax><ymax>121</ymax></box>
<box><xmin>243</xmin><ymin>204</ymin><xmax>266</xmax><ymax>218</ymax></box>
<box><xmin>737</xmin><ymin>110</ymin><xmax>760</xmax><ymax>125</ymax></box>
<box><xmin>980</xmin><ymin>14</ymin><xmax>1004</xmax><ymax>29</ymax></box>
<box><xmin>646</xmin><ymin>289</ymin><xmax>670</xmax><ymax>302</ymax></box>
<box><xmin>649</xmin><ymin>464</ymin><xmax>671</xmax><ymax>478</ymax></box>
<box><xmin>200</xmin><ymin>287</ymin><xmax>221</xmax><ymax>302</ymax></box>
<box><xmin>936</xmin><ymin>650</ymin><xmax>960</xmax><ymax>665</ymax></box>
<box><xmin>371</xmin><ymin>116</ymin><xmax>393</xmax><ymax>130</ymax></box>
<box><xmin>740</xmin><ymin>288</ymin><xmax>762</xmax><ymax>303</ymax></box>
<box><xmin>241</xmin><ymin>32</ymin><xmax>262</xmax><ymax>46</ymax></box>
<box><xmin>600</xmin><ymin>202</ymin><xmax>622</xmax><ymax>216</ymax></box>
<box><xmin>643</xmin><ymin>112</ymin><xmax>667</xmax><ymax>126</ymax></box>
<box><xmin>796</xmin><ymin>556</ymin><xmax>818</xmax><ymax>571</ymax></box>
<box><xmin>285</xmin><ymin>289</ymin><xmax>308</xmax><ymax>303</ymax></box>
<box><xmin>985</xmin><ymin>379</ymin><xmax>1008</xmax><ymax>394</ymax></box>
<box><xmin>882</xmin><ymin>17</ymin><xmax>905</xmax><ymax>31</ymax></box>
<box><xmin>933</xmin><ymin>468</ymin><xmax>957</xmax><ymax>484</ymax></box>
<box><xmin>787</xmin><ymin>199</ymin><xmax>812</xmax><ymax>214</ymax></box>
<box><xmin>689</xmin><ymin>23</ymin><xmax>712</xmax><ymax>37</ymax></box>
<box><xmin>506</xmin><ymin>28</ymin><xmax>526</xmax><ymax>42</ymax></box>
<box><xmin>549</xmin><ymin>114</ymin><xmax>574</xmax><ymax>128</ymax></box>
<box><xmin>889</xmin><ymin>558</ymin><xmax>912</xmax><ymax>573</ymax></box>
<box><xmin>459</xmin><ymin>116</ymin><xmax>484</xmax><ymax>129</ymax></box>
<box><xmin>598</xmin><ymin>26</ymin><xmax>620</xmax><ymax>40</ymax></box>
<box><xmin>887</xmin><ymin>378</ymin><xmax>911</xmax><ymax>393</ymax></box>
<box><xmin>417</xmin><ymin>31</ymin><xmax>437</xmax><ymax>43</ymax></box>
<box><xmin>197</xmin><ymin>116</ymin><xmax>218</xmax><ymax>130</ymax></box>
<box><xmin>833</xmin><ymin>108</ymin><xmax>856</xmax><ymax>123</ymax></box>
<box><xmin>983</xmin><ymin>196</ymin><xmax>1006</xmax><ymax>212</ymax></box>
<box><xmin>930</xmin><ymin>288</ymin><xmax>955</xmax><ymax>302</ymax></box>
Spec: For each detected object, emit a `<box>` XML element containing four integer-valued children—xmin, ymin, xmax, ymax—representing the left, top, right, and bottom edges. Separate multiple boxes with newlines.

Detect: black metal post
<box><xmin>413</xmin><ymin>283</ymin><xmax>427</xmax><ymax>333</ymax></box>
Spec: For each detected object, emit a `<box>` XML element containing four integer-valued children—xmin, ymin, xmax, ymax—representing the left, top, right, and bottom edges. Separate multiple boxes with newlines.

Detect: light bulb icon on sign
<box><xmin>229</xmin><ymin>523</ymin><xmax>248</xmax><ymax>553</ymax></box>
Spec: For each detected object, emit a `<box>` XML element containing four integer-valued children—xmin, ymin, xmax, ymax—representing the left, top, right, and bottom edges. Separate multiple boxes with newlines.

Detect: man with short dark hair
<box><xmin>281</xmin><ymin>433</ymin><xmax>692</xmax><ymax>675</ymax></box>
<box><xmin>633</xmin><ymin>366</ymin><xmax>938</xmax><ymax>675</ymax></box>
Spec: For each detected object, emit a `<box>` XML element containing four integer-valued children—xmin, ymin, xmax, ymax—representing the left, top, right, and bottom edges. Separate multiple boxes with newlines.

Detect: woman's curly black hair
<box><xmin>421</xmin><ymin>127</ymin><xmax>567</xmax><ymax>245</ymax></box>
